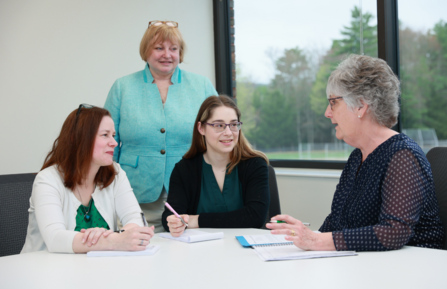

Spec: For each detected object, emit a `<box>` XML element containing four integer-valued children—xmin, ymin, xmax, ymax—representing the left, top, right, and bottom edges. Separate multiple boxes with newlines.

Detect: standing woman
<box><xmin>162</xmin><ymin>95</ymin><xmax>270</xmax><ymax>236</ymax></box>
<box><xmin>21</xmin><ymin>105</ymin><xmax>154</xmax><ymax>254</ymax></box>
<box><xmin>104</xmin><ymin>21</ymin><xmax>217</xmax><ymax>232</ymax></box>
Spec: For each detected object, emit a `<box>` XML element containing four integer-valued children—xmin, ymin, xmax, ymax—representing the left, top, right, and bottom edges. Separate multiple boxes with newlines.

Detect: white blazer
<box><xmin>21</xmin><ymin>163</ymin><xmax>143</xmax><ymax>254</ymax></box>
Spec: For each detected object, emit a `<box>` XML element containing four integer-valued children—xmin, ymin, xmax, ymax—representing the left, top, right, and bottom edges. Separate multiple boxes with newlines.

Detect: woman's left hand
<box><xmin>80</xmin><ymin>228</ymin><xmax>113</xmax><ymax>247</ymax></box>
<box><xmin>266</xmin><ymin>214</ymin><xmax>319</xmax><ymax>251</ymax></box>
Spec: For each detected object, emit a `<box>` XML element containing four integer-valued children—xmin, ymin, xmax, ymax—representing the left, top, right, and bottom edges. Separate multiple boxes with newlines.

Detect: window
<box><xmin>234</xmin><ymin>0</ymin><xmax>378</xmax><ymax>163</ymax></box>
<box><xmin>399</xmin><ymin>1</ymin><xmax>447</xmax><ymax>153</ymax></box>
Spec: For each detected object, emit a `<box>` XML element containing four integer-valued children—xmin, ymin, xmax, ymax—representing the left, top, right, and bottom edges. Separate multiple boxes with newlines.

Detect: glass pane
<box><xmin>399</xmin><ymin>1</ymin><xmax>447</xmax><ymax>153</ymax></box>
<box><xmin>235</xmin><ymin>0</ymin><xmax>378</xmax><ymax>160</ymax></box>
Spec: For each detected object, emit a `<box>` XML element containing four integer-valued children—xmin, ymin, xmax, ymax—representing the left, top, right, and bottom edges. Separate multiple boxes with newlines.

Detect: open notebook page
<box><xmin>160</xmin><ymin>230</ymin><xmax>224</xmax><ymax>243</ymax></box>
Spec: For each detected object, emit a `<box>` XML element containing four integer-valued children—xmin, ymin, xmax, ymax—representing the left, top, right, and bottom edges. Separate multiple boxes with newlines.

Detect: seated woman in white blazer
<box><xmin>21</xmin><ymin>104</ymin><xmax>154</xmax><ymax>254</ymax></box>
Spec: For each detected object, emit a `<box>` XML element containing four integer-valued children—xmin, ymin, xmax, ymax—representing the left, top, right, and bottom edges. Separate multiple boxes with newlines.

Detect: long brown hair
<box><xmin>184</xmin><ymin>95</ymin><xmax>268</xmax><ymax>173</ymax></box>
<box><xmin>41</xmin><ymin>106</ymin><xmax>116</xmax><ymax>190</ymax></box>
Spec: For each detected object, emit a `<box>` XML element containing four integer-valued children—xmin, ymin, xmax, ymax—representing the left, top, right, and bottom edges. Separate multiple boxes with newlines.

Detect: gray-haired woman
<box><xmin>267</xmin><ymin>54</ymin><xmax>445</xmax><ymax>251</ymax></box>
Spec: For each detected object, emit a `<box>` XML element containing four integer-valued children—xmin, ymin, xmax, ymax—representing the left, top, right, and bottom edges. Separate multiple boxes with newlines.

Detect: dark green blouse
<box><xmin>74</xmin><ymin>198</ymin><xmax>110</xmax><ymax>231</ymax></box>
<box><xmin>196</xmin><ymin>156</ymin><xmax>244</xmax><ymax>214</ymax></box>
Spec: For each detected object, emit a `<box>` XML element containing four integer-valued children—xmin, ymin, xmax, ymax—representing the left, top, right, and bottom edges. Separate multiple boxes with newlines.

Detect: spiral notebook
<box><xmin>236</xmin><ymin>234</ymin><xmax>357</xmax><ymax>261</ymax></box>
<box><xmin>253</xmin><ymin>244</ymin><xmax>357</xmax><ymax>261</ymax></box>
<box><xmin>236</xmin><ymin>234</ymin><xmax>293</xmax><ymax>247</ymax></box>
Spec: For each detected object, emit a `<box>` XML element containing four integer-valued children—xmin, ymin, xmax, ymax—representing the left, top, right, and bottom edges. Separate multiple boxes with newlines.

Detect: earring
<box><xmin>358</xmin><ymin>115</ymin><xmax>361</xmax><ymax>118</ymax></box>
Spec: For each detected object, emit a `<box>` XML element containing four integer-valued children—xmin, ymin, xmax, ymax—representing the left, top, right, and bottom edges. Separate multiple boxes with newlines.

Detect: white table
<box><xmin>2</xmin><ymin>229</ymin><xmax>447</xmax><ymax>289</ymax></box>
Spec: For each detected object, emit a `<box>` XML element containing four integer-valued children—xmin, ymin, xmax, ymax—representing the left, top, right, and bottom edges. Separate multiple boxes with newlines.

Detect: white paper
<box><xmin>86</xmin><ymin>245</ymin><xmax>160</xmax><ymax>257</ymax></box>
<box><xmin>244</xmin><ymin>234</ymin><xmax>291</xmax><ymax>245</ymax></box>
<box><xmin>159</xmin><ymin>230</ymin><xmax>224</xmax><ymax>243</ymax></box>
<box><xmin>253</xmin><ymin>245</ymin><xmax>356</xmax><ymax>261</ymax></box>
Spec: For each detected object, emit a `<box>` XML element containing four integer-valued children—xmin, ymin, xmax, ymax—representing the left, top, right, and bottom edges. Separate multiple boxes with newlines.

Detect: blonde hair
<box><xmin>139</xmin><ymin>24</ymin><xmax>186</xmax><ymax>62</ymax></box>
<box><xmin>184</xmin><ymin>95</ymin><xmax>269</xmax><ymax>174</ymax></box>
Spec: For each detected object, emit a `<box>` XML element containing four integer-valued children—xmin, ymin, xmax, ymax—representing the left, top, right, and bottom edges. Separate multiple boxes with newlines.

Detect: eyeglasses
<box><xmin>204</xmin><ymin>122</ymin><xmax>243</xmax><ymax>133</ymax></box>
<box><xmin>328</xmin><ymin>96</ymin><xmax>343</xmax><ymax>110</ymax></box>
<box><xmin>74</xmin><ymin>103</ymin><xmax>95</xmax><ymax>128</ymax></box>
<box><xmin>148</xmin><ymin>20</ymin><xmax>178</xmax><ymax>28</ymax></box>
<box><xmin>76</xmin><ymin>103</ymin><xmax>95</xmax><ymax>118</ymax></box>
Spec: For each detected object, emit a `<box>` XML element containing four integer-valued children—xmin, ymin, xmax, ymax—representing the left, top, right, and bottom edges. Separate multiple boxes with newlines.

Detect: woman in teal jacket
<box><xmin>104</xmin><ymin>20</ymin><xmax>217</xmax><ymax>232</ymax></box>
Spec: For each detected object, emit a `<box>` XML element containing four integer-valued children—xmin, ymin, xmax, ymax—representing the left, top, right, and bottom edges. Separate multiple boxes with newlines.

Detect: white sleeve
<box><xmin>113</xmin><ymin>164</ymin><xmax>144</xmax><ymax>227</ymax></box>
<box><xmin>32</xmin><ymin>170</ymin><xmax>78</xmax><ymax>253</ymax></box>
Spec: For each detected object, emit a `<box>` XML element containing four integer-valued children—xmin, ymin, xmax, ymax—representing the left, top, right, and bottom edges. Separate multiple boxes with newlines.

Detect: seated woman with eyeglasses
<box><xmin>161</xmin><ymin>95</ymin><xmax>270</xmax><ymax>236</ymax></box>
<box><xmin>267</xmin><ymin>55</ymin><xmax>444</xmax><ymax>251</ymax></box>
<box><xmin>21</xmin><ymin>105</ymin><xmax>155</xmax><ymax>254</ymax></box>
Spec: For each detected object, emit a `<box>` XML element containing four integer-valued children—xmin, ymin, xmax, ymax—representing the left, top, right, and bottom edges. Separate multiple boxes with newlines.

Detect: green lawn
<box><xmin>264</xmin><ymin>150</ymin><xmax>354</xmax><ymax>160</ymax></box>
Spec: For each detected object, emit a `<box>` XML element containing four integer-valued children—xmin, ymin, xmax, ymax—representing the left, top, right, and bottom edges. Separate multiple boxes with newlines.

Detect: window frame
<box><xmin>213</xmin><ymin>0</ymin><xmax>400</xmax><ymax>170</ymax></box>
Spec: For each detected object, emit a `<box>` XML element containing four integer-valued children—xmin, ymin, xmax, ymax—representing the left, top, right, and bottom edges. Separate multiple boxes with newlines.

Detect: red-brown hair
<box><xmin>184</xmin><ymin>95</ymin><xmax>269</xmax><ymax>173</ymax></box>
<box><xmin>41</xmin><ymin>107</ymin><xmax>116</xmax><ymax>190</ymax></box>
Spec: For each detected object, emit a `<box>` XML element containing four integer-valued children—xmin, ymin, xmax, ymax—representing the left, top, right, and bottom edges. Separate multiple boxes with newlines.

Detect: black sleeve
<box><xmin>332</xmin><ymin>149</ymin><xmax>426</xmax><ymax>251</ymax></box>
<box><xmin>198</xmin><ymin>158</ymin><xmax>270</xmax><ymax>229</ymax></box>
<box><xmin>161</xmin><ymin>162</ymin><xmax>191</xmax><ymax>232</ymax></box>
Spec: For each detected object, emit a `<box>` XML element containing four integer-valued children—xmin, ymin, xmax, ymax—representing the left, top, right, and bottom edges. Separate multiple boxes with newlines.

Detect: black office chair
<box><xmin>0</xmin><ymin>173</ymin><xmax>36</xmax><ymax>257</ymax></box>
<box><xmin>426</xmin><ymin>147</ymin><xmax>447</xmax><ymax>249</ymax></box>
<box><xmin>262</xmin><ymin>165</ymin><xmax>281</xmax><ymax>229</ymax></box>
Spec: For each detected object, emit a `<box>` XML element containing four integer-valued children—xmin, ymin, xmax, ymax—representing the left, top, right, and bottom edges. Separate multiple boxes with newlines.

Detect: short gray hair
<box><xmin>326</xmin><ymin>54</ymin><xmax>400</xmax><ymax>128</ymax></box>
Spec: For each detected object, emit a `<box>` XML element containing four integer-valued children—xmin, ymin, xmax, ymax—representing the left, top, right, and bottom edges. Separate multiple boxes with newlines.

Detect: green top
<box><xmin>197</xmin><ymin>156</ymin><xmax>244</xmax><ymax>214</ymax></box>
<box><xmin>74</xmin><ymin>198</ymin><xmax>110</xmax><ymax>231</ymax></box>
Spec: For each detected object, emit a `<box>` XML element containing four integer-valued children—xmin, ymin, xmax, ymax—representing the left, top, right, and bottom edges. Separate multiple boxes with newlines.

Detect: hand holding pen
<box><xmin>165</xmin><ymin>202</ymin><xmax>189</xmax><ymax>237</ymax></box>
<box><xmin>266</xmin><ymin>214</ymin><xmax>322</xmax><ymax>251</ymax></box>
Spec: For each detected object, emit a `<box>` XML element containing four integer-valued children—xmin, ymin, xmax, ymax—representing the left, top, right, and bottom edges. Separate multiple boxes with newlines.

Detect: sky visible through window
<box><xmin>235</xmin><ymin>0</ymin><xmax>447</xmax><ymax>160</ymax></box>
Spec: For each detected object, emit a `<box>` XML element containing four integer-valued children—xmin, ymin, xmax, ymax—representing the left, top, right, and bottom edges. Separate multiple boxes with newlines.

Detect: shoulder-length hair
<box><xmin>184</xmin><ymin>95</ymin><xmax>269</xmax><ymax>173</ymax></box>
<box><xmin>139</xmin><ymin>23</ymin><xmax>186</xmax><ymax>63</ymax></box>
<box><xmin>41</xmin><ymin>106</ymin><xmax>116</xmax><ymax>190</ymax></box>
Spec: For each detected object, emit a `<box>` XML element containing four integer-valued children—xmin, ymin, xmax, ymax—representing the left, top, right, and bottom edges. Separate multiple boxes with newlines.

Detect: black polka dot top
<box><xmin>319</xmin><ymin>134</ymin><xmax>445</xmax><ymax>251</ymax></box>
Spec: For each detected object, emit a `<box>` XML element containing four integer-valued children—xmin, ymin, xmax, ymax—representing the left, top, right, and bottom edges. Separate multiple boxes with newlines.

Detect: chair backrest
<box><xmin>262</xmin><ymin>165</ymin><xmax>281</xmax><ymax>229</ymax></box>
<box><xmin>426</xmin><ymin>147</ymin><xmax>447</xmax><ymax>249</ymax></box>
<box><xmin>0</xmin><ymin>173</ymin><xmax>36</xmax><ymax>257</ymax></box>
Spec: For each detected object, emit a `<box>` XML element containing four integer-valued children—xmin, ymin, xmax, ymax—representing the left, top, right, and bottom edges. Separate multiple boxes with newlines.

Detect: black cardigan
<box><xmin>161</xmin><ymin>154</ymin><xmax>270</xmax><ymax>231</ymax></box>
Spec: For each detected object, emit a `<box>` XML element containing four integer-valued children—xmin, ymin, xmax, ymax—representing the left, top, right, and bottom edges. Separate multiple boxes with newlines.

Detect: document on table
<box><xmin>253</xmin><ymin>244</ymin><xmax>357</xmax><ymax>261</ymax></box>
<box><xmin>236</xmin><ymin>234</ymin><xmax>293</xmax><ymax>247</ymax></box>
<box><xmin>159</xmin><ymin>230</ymin><xmax>224</xmax><ymax>243</ymax></box>
<box><xmin>87</xmin><ymin>245</ymin><xmax>160</xmax><ymax>257</ymax></box>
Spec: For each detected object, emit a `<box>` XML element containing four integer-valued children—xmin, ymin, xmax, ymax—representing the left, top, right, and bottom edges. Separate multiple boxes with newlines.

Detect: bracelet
<box><xmin>114</xmin><ymin>229</ymin><xmax>125</xmax><ymax>233</ymax></box>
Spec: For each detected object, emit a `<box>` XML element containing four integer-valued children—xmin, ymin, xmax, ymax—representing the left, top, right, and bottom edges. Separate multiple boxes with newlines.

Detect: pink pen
<box><xmin>165</xmin><ymin>202</ymin><xmax>188</xmax><ymax>227</ymax></box>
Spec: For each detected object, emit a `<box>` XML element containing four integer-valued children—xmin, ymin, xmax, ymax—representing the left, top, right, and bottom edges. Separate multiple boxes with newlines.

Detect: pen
<box><xmin>165</xmin><ymin>202</ymin><xmax>188</xmax><ymax>227</ymax></box>
<box><xmin>270</xmin><ymin>220</ymin><xmax>311</xmax><ymax>226</ymax></box>
<box><xmin>141</xmin><ymin>212</ymin><xmax>148</xmax><ymax>227</ymax></box>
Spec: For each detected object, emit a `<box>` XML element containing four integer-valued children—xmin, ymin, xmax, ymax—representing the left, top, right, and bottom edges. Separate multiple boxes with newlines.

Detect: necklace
<box><xmin>76</xmin><ymin>186</ymin><xmax>95</xmax><ymax>222</ymax></box>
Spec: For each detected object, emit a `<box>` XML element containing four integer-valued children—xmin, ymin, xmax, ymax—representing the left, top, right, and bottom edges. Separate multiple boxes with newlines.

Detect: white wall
<box><xmin>0</xmin><ymin>0</ymin><xmax>215</xmax><ymax>174</ymax></box>
<box><xmin>275</xmin><ymin>169</ymin><xmax>341</xmax><ymax>231</ymax></box>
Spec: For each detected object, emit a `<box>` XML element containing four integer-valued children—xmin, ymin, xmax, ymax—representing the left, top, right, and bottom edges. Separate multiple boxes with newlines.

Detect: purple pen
<box><xmin>165</xmin><ymin>202</ymin><xmax>188</xmax><ymax>227</ymax></box>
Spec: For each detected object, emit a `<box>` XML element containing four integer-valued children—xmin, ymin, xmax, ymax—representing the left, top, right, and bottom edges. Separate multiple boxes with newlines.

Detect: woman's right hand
<box><xmin>167</xmin><ymin>214</ymin><xmax>189</xmax><ymax>237</ymax></box>
<box><xmin>111</xmin><ymin>226</ymin><xmax>155</xmax><ymax>251</ymax></box>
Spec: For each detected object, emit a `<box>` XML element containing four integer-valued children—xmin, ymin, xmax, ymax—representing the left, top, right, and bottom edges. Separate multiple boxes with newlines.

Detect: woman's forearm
<box><xmin>188</xmin><ymin>215</ymin><xmax>199</xmax><ymax>228</ymax></box>
<box><xmin>72</xmin><ymin>232</ymin><xmax>119</xmax><ymax>253</ymax></box>
<box><xmin>315</xmin><ymin>232</ymin><xmax>336</xmax><ymax>251</ymax></box>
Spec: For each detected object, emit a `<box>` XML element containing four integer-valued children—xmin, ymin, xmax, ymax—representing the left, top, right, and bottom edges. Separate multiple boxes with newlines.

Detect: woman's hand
<box><xmin>110</xmin><ymin>226</ymin><xmax>155</xmax><ymax>251</ymax></box>
<box><xmin>80</xmin><ymin>228</ymin><xmax>113</xmax><ymax>247</ymax></box>
<box><xmin>266</xmin><ymin>214</ymin><xmax>335</xmax><ymax>251</ymax></box>
<box><xmin>167</xmin><ymin>214</ymin><xmax>189</xmax><ymax>237</ymax></box>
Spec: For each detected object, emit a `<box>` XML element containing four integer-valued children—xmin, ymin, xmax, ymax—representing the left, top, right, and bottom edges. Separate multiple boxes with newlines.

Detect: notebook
<box><xmin>159</xmin><ymin>230</ymin><xmax>224</xmax><ymax>243</ymax></box>
<box><xmin>236</xmin><ymin>234</ymin><xmax>293</xmax><ymax>247</ymax></box>
<box><xmin>86</xmin><ymin>245</ymin><xmax>160</xmax><ymax>257</ymax></box>
<box><xmin>253</xmin><ymin>244</ymin><xmax>357</xmax><ymax>261</ymax></box>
